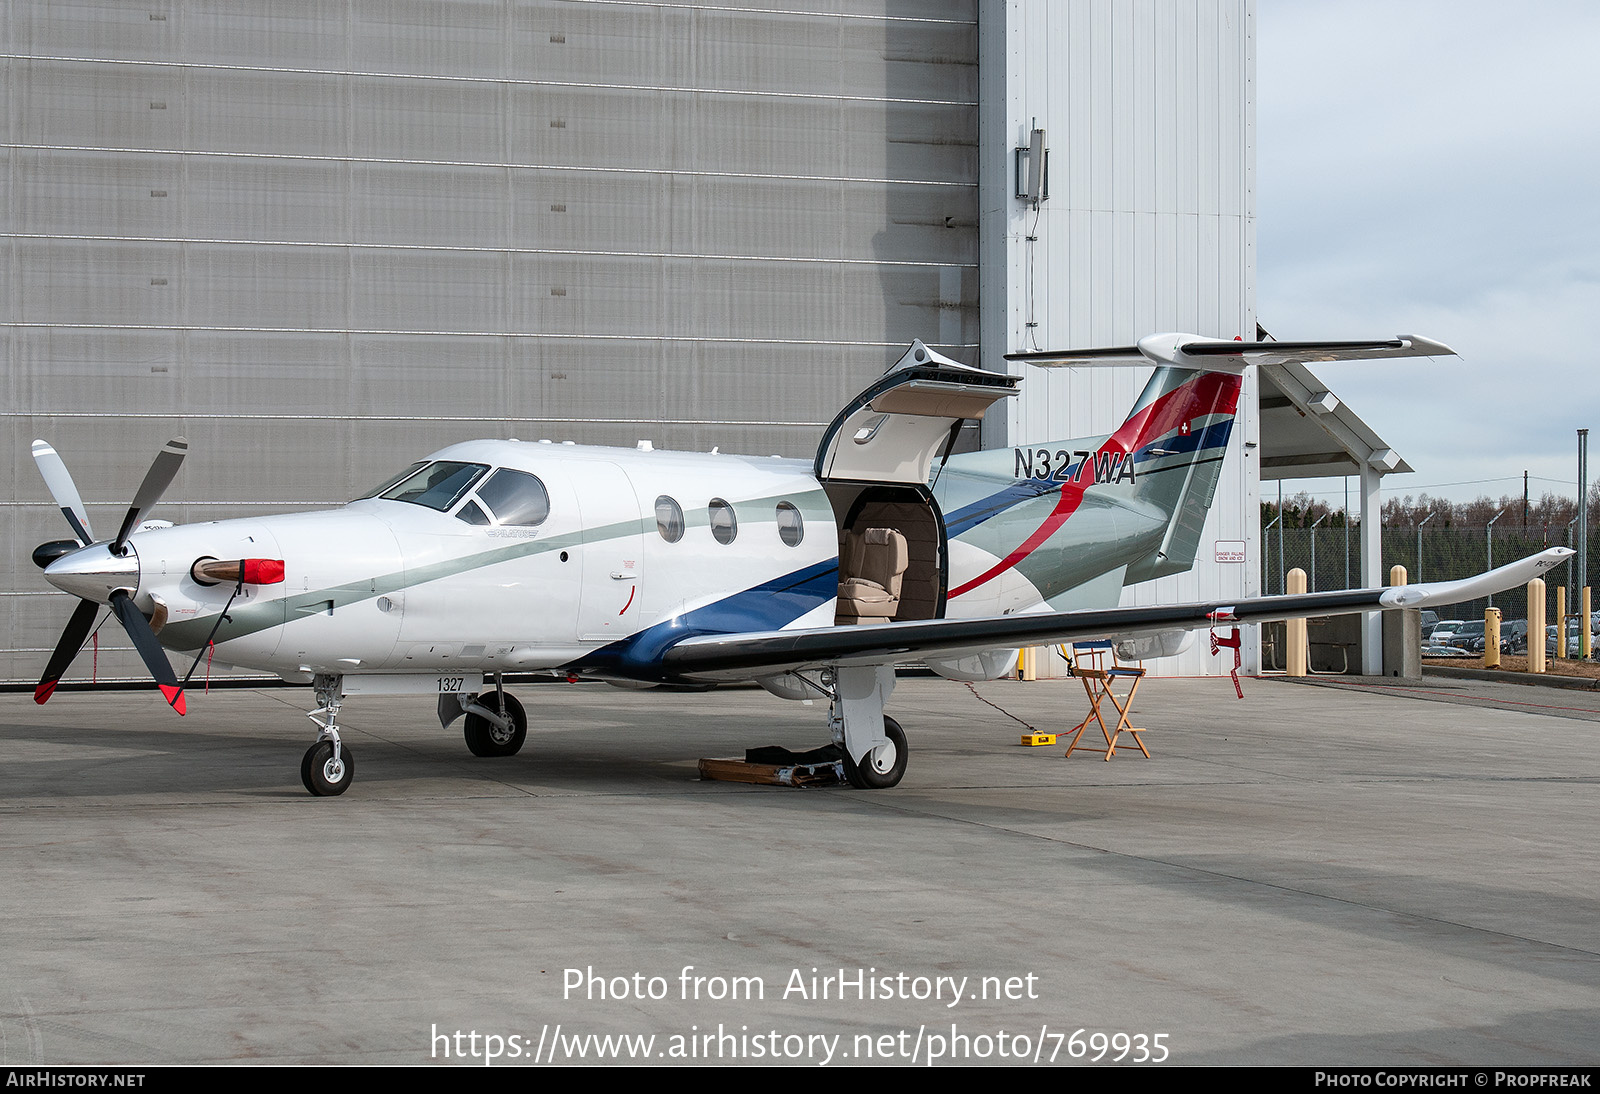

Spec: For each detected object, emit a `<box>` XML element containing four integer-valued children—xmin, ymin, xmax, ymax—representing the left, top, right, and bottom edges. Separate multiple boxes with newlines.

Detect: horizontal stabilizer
<box><xmin>1008</xmin><ymin>333</ymin><xmax>1456</xmax><ymax>374</ymax></box>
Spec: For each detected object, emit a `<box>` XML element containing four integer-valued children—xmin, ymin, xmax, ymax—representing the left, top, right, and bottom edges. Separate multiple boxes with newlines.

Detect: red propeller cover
<box><xmin>240</xmin><ymin>559</ymin><xmax>286</xmax><ymax>585</ymax></box>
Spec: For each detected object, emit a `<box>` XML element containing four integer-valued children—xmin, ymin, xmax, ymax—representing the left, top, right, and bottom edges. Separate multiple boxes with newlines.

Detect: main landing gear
<box><xmin>825</xmin><ymin>665</ymin><xmax>909</xmax><ymax>790</ymax></box>
<box><xmin>436</xmin><ymin>673</ymin><xmax>529</xmax><ymax>758</ymax></box>
<box><xmin>462</xmin><ymin>690</ymin><xmax>527</xmax><ymax>757</ymax></box>
<box><xmin>303</xmin><ymin>673</ymin><xmax>354</xmax><ymax>796</ymax></box>
<box><xmin>842</xmin><ymin>715</ymin><xmax>907</xmax><ymax>789</ymax></box>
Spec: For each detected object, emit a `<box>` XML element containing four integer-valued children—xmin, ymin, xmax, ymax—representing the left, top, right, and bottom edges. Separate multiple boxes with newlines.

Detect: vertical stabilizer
<box><xmin>1115</xmin><ymin>366</ymin><xmax>1242</xmax><ymax>582</ymax></box>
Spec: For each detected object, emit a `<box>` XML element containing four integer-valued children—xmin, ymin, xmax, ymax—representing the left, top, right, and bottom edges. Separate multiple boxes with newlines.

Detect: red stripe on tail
<box><xmin>948</xmin><ymin>371</ymin><xmax>1241</xmax><ymax>600</ymax></box>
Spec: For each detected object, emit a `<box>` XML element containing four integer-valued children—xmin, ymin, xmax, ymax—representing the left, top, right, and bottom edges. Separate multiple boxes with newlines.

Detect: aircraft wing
<box><xmin>660</xmin><ymin>548</ymin><xmax>1569</xmax><ymax>681</ymax></box>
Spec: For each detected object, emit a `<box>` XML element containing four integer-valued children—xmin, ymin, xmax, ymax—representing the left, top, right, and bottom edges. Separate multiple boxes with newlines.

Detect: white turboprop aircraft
<box><xmin>29</xmin><ymin>336</ymin><xmax>1569</xmax><ymax>796</ymax></box>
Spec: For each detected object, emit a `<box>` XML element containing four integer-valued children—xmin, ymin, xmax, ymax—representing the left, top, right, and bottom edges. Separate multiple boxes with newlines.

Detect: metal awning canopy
<box><xmin>1256</xmin><ymin>359</ymin><xmax>1406</xmax><ymax>676</ymax></box>
<box><xmin>1258</xmin><ymin>360</ymin><xmax>1411</xmax><ymax>481</ymax></box>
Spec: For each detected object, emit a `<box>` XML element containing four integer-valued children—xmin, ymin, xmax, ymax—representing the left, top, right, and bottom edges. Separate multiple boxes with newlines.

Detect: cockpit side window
<box><xmin>456</xmin><ymin>500</ymin><xmax>491</xmax><ymax>525</ymax></box>
<box><xmin>380</xmin><ymin>461</ymin><xmax>489</xmax><ymax>511</ymax></box>
<box><xmin>474</xmin><ymin>469</ymin><xmax>551</xmax><ymax>526</ymax></box>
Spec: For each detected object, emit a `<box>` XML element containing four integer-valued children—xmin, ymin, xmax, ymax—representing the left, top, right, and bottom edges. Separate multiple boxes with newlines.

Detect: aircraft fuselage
<box><xmin>83</xmin><ymin>436</ymin><xmax>1170</xmax><ymax>684</ymax></box>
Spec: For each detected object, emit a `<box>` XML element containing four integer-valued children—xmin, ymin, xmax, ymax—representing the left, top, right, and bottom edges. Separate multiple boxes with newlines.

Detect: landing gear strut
<box><xmin>303</xmin><ymin>673</ymin><xmax>354</xmax><ymax>796</ymax></box>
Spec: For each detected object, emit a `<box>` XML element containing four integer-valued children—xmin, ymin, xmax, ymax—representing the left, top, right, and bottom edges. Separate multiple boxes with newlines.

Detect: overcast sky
<box><xmin>1255</xmin><ymin>0</ymin><xmax>1600</xmax><ymax>509</ymax></box>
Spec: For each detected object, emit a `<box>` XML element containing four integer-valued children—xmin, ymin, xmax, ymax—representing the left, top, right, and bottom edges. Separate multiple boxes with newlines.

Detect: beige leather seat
<box><xmin>837</xmin><ymin>527</ymin><xmax>908</xmax><ymax>624</ymax></box>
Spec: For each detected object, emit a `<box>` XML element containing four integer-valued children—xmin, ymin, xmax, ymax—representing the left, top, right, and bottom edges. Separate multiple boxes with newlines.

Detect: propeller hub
<box><xmin>43</xmin><ymin>543</ymin><xmax>140</xmax><ymax>604</ymax></box>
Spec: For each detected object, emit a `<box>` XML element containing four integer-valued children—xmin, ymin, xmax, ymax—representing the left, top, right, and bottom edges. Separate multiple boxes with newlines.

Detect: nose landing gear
<box><xmin>301</xmin><ymin>738</ymin><xmax>354</xmax><ymax>796</ymax></box>
<box><xmin>303</xmin><ymin>673</ymin><xmax>354</xmax><ymax>796</ymax></box>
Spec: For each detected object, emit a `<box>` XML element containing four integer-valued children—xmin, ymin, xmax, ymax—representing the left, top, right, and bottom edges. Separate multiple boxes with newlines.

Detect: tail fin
<box><xmin>940</xmin><ymin>364</ymin><xmax>1241</xmax><ymax>602</ymax></box>
<box><xmin>1114</xmin><ymin>366</ymin><xmax>1243</xmax><ymax>582</ymax></box>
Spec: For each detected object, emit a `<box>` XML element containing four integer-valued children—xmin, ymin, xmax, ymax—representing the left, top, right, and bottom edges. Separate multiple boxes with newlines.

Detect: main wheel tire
<box><xmin>842</xmin><ymin>716</ymin><xmax>907</xmax><ymax>790</ymax></box>
<box><xmin>301</xmin><ymin>740</ymin><xmax>354</xmax><ymax>796</ymax></box>
<box><xmin>463</xmin><ymin>692</ymin><xmax>528</xmax><ymax>757</ymax></box>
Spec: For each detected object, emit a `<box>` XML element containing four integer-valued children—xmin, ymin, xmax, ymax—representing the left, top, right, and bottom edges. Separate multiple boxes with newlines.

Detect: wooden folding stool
<box><xmin>1063</xmin><ymin>641</ymin><xmax>1150</xmax><ymax>760</ymax></box>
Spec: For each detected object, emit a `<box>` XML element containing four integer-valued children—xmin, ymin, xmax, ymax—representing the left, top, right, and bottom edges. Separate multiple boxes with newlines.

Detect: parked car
<box><xmin>1448</xmin><ymin>621</ymin><xmax>1486</xmax><ymax>650</ymax></box>
<box><xmin>1428</xmin><ymin>620</ymin><xmax>1468</xmax><ymax>645</ymax></box>
<box><xmin>1491</xmin><ymin>619</ymin><xmax>1529</xmax><ymax>653</ymax></box>
<box><xmin>1546</xmin><ymin>622</ymin><xmax>1600</xmax><ymax>658</ymax></box>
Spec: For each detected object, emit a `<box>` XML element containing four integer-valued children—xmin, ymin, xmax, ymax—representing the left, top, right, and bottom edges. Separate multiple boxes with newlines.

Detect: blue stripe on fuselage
<box><xmin>942</xmin><ymin>479</ymin><xmax>1060</xmax><ymax>538</ymax></box>
<box><xmin>940</xmin><ymin>418</ymin><xmax>1234</xmax><ymax>538</ymax></box>
<box><xmin>566</xmin><ymin>558</ymin><xmax>840</xmax><ymax>679</ymax></box>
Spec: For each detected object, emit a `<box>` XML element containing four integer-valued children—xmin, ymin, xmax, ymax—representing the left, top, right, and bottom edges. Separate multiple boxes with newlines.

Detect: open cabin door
<box><xmin>815</xmin><ymin>341</ymin><xmax>1018</xmax><ymax>624</ymax></box>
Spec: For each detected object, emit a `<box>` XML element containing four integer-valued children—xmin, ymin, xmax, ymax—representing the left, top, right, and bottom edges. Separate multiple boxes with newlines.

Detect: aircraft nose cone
<box><xmin>43</xmin><ymin>543</ymin><xmax>140</xmax><ymax>603</ymax></box>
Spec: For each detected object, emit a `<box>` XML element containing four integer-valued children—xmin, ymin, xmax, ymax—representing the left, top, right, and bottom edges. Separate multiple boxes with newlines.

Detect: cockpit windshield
<box><xmin>372</xmin><ymin>461</ymin><xmax>490</xmax><ymax>512</ymax></box>
<box><xmin>354</xmin><ymin>461</ymin><xmax>427</xmax><ymax>502</ymax></box>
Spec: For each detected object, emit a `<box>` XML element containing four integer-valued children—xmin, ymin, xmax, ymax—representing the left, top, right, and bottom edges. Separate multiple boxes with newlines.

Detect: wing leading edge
<box><xmin>660</xmin><ymin>548</ymin><xmax>1571</xmax><ymax>681</ymax></box>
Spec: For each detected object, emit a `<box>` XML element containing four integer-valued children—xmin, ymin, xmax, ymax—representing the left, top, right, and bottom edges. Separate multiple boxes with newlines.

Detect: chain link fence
<box><xmin>1262</xmin><ymin>523</ymin><xmax>1593</xmax><ymax>627</ymax></box>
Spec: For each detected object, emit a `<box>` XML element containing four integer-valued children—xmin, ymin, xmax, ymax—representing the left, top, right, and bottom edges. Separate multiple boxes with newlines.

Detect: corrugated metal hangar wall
<box><xmin>982</xmin><ymin>0</ymin><xmax>1257</xmax><ymax>676</ymax></box>
<box><xmin>3</xmin><ymin>0</ymin><xmax>981</xmax><ymax>683</ymax></box>
<box><xmin>7</xmin><ymin>0</ymin><xmax>1258</xmax><ymax>685</ymax></box>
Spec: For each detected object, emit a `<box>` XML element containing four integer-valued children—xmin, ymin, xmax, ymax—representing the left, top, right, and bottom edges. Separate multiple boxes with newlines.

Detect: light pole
<box><xmin>1580</xmin><ymin>429</ymin><xmax>1589</xmax><ymax>619</ymax></box>
<box><xmin>1487</xmin><ymin>508</ymin><xmax>1506</xmax><ymax>609</ymax></box>
<box><xmin>1278</xmin><ymin>480</ymin><xmax>1285</xmax><ymax>595</ymax></box>
<box><xmin>1568</xmin><ymin>516</ymin><xmax>1580</xmax><ymax>655</ymax></box>
<box><xmin>1343</xmin><ymin>477</ymin><xmax>1351</xmax><ymax>588</ymax></box>
<box><xmin>1310</xmin><ymin>512</ymin><xmax>1329</xmax><ymax>592</ymax></box>
<box><xmin>1264</xmin><ymin>511</ymin><xmax>1281</xmax><ymax>595</ymax></box>
<box><xmin>1417</xmin><ymin>511</ymin><xmax>1436</xmax><ymax>583</ymax></box>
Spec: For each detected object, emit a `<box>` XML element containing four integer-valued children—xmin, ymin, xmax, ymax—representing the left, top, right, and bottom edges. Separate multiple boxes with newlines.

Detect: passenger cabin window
<box><xmin>656</xmin><ymin>496</ymin><xmax>685</xmax><ymax>543</ymax></box>
<box><xmin>474</xmin><ymin>468</ymin><xmax>550</xmax><ymax>526</ymax></box>
<box><xmin>379</xmin><ymin>461</ymin><xmax>488</xmax><ymax>511</ymax></box>
<box><xmin>776</xmin><ymin>501</ymin><xmax>804</xmax><ymax>547</ymax></box>
<box><xmin>708</xmin><ymin>498</ymin><xmax>737</xmax><ymax>545</ymax></box>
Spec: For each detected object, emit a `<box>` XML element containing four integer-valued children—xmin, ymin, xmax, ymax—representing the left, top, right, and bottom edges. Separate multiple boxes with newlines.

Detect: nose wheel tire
<box><xmin>463</xmin><ymin>692</ymin><xmax>528</xmax><ymax>757</ymax></box>
<box><xmin>842</xmin><ymin>716</ymin><xmax>907</xmax><ymax>790</ymax></box>
<box><xmin>301</xmin><ymin>740</ymin><xmax>354</xmax><ymax>796</ymax></box>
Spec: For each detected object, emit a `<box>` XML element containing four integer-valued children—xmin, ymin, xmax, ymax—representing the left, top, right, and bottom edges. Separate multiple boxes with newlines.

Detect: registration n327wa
<box><xmin>29</xmin><ymin>335</ymin><xmax>1568</xmax><ymax>795</ymax></box>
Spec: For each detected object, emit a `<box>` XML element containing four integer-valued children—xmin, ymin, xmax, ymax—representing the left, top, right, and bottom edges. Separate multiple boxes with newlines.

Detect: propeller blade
<box><xmin>112</xmin><ymin>437</ymin><xmax>188</xmax><ymax>554</ymax></box>
<box><xmin>35</xmin><ymin>599</ymin><xmax>101</xmax><ymax>705</ymax></box>
<box><xmin>31</xmin><ymin>439</ymin><xmax>94</xmax><ymax>546</ymax></box>
<box><xmin>108</xmin><ymin>589</ymin><xmax>186</xmax><ymax>716</ymax></box>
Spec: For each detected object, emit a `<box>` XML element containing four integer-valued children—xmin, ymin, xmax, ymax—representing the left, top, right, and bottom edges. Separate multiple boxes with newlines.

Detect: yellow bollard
<box><xmin>1484</xmin><ymin>607</ymin><xmax>1501</xmax><ymax>669</ymax></box>
<box><xmin>1287</xmin><ymin>568</ymin><xmax>1308</xmax><ymax>677</ymax></box>
<box><xmin>1584</xmin><ymin>587</ymin><xmax>1593</xmax><ymax>661</ymax></box>
<box><xmin>1390</xmin><ymin>564</ymin><xmax>1408</xmax><ymax>586</ymax></box>
<box><xmin>1529</xmin><ymin>578</ymin><xmax>1546</xmax><ymax>674</ymax></box>
<box><xmin>1556</xmin><ymin>586</ymin><xmax>1567</xmax><ymax>659</ymax></box>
